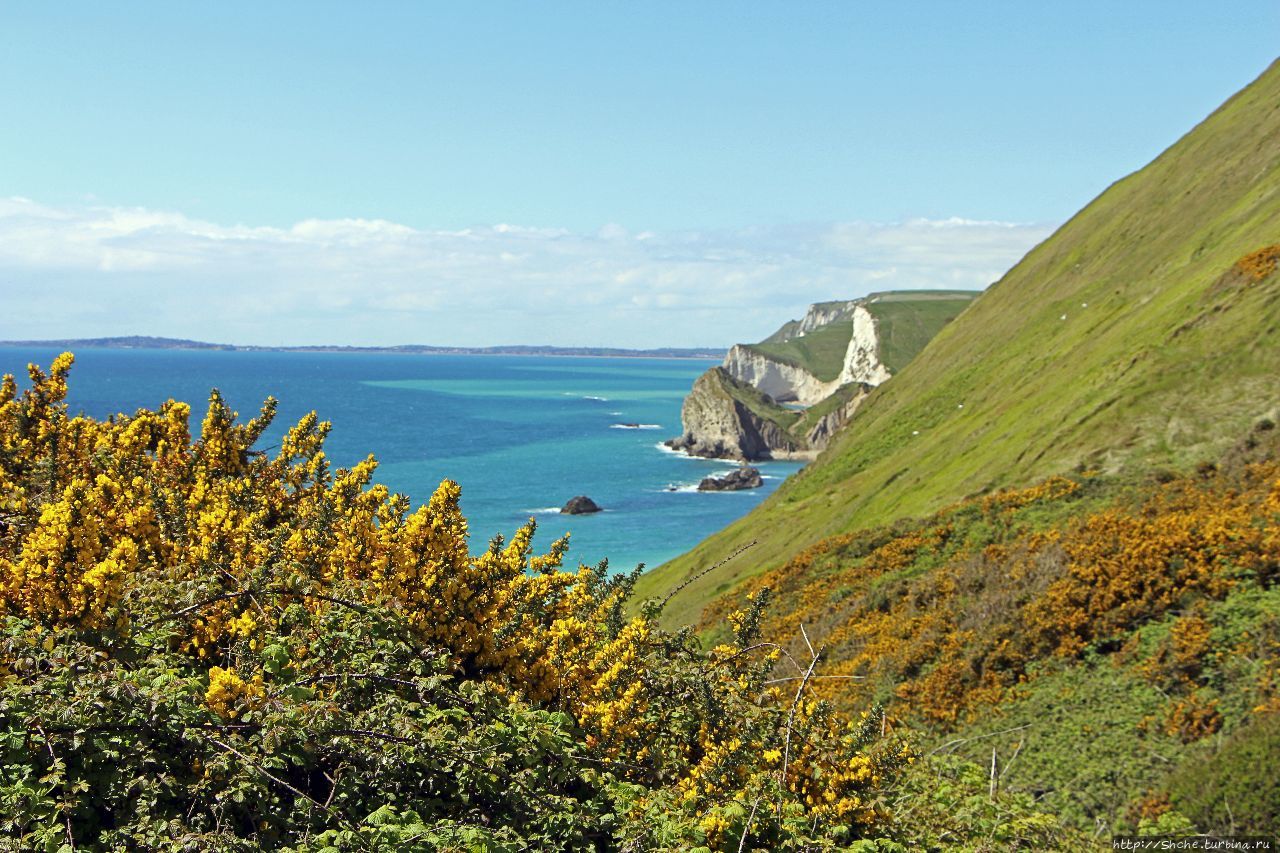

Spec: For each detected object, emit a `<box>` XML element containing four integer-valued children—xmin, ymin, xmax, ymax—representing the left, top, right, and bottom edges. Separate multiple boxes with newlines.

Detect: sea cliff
<box><xmin>669</xmin><ymin>291</ymin><xmax>975</xmax><ymax>461</ymax></box>
<box><xmin>664</xmin><ymin>368</ymin><xmax>808</xmax><ymax>461</ymax></box>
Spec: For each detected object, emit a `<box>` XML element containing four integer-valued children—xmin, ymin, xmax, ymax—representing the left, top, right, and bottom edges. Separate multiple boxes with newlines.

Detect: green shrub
<box><xmin>1166</xmin><ymin>711</ymin><xmax>1280</xmax><ymax>836</ymax></box>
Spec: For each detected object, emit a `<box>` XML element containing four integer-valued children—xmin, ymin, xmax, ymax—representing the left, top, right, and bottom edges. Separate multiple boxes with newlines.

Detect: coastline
<box><xmin>0</xmin><ymin>338</ymin><xmax>727</xmax><ymax>361</ymax></box>
<box><xmin>656</xmin><ymin>440</ymin><xmax>819</xmax><ymax>464</ymax></box>
<box><xmin>0</xmin><ymin>345</ymin><xmax>791</xmax><ymax>574</ymax></box>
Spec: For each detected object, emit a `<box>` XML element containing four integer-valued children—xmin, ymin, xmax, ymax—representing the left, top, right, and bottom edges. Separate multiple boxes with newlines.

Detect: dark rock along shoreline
<box><xmin>697</xmin><ymin>467</ymin><xmax>763</xmax><ymax>492</ymax></box>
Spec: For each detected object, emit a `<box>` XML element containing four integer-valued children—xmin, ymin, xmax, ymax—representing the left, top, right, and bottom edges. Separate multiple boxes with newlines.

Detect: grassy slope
<box><xmin>760</xmin><ymin>318</ymin><xmax>803</xmax><ymax>345</ymax></box>
<box><xmin>864</xmin><ymin>292</ymin><xmax>977</xmax><ymax>374</ymax></box>
<box><xmin>635</xmin><ymin>59</ymin><xmax>1280</xmax><ymax>627</ymax></box>
<box><xmin>741</xmin><ymin>319</ymin><xmax>853</xmax><ymax>382</ymax></box>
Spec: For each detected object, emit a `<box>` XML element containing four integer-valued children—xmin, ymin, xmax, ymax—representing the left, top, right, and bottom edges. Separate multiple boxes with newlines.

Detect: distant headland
<box><xmin>0</xmin><ymin>335</ymin><xmax>726</xmax><ymax>360</ymax></box>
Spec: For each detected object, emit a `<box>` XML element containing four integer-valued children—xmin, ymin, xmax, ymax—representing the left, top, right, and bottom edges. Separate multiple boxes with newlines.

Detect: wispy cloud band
<box><xmin>0</xmin><ymin>197</ymin><xmax>1053</xmax><ymax>348</ymax></box>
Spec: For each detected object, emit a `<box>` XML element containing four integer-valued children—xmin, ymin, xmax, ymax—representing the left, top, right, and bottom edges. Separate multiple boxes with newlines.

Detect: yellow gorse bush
<box><xmin>707</xmin><ymin>454</ymin><xmax>1280</xmax><ymax>727</ymax></box>
<box><xmin>205</xmin><ymin>665</ymin><xmax>265</xmax><ymax>719</ymax></box>
<box><xmin>0</xmin><ymin>354</ymin><xmax>905</xmax><ymax>849</ymax></box>
<box><xmin>0</xmin><ymin>356</ymin><xmax>654</xmax><ymax>737</ymax></box>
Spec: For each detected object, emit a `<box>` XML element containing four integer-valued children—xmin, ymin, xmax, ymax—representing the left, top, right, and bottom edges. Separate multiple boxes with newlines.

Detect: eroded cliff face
<box><xmin>675</xmin><ymin>300</ymin><xmax>895</xmax><ymax>460</ymax></box>
<box><xmin>722</xmin><ymin>345</ymin><xmax>844</xmax><ymax>406</ymax></box>
<box><xmin>803</xmin><ymin>385</ymin><xmax>873</xmax><ymax>450</ymax></box>
<box><xmin>838</xmin><ymin>306</ymin><xmax>892</xmax><ymax>386</ymax></box>
<box><xmin>665</xmin><ymin>369</ymin><xmax>870</xmax><ymax>461</ymax></box>
<box><xmin>664</xmin><ymin>368</ymin><xmax>804</xmax><ymax>462</ymax></box>
<box><xmin>789</xmin><ymin>301</ymin><xmax>859</xmax><ymax>340</ymax></box>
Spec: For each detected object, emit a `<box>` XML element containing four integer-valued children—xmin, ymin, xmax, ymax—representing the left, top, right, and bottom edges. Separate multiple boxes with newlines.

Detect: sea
<box><xmin>0</xmin><ymin>347</ymin><xmax>804</xmax><ymax>573</ymax></box>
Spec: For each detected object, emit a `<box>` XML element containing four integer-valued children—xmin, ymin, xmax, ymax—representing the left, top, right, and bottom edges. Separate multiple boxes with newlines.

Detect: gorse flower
<box><xmin>205</xmin><ymin>665</ymin><xmax>264</xmax><ymax>719</ymax></box>
<box><xmin>0</xmin><ymin>355</ymin><xmax>906</xmax><ymax>850</ymax></box>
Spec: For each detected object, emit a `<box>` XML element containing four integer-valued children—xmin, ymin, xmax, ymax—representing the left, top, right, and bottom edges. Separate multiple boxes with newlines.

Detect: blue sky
<box><xmin>1</xmin><ymin>3</ymin><xmax>1277</xmax><ymax>347</ymax></box>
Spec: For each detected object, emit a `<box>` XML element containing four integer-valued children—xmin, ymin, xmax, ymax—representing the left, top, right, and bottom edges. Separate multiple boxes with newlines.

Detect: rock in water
<box><xmin>697</xmin><ymin>467</ymin><xmax>764</xmax><ymax>492</ymax></box>
<box><xmin>561</xmin><ymin>495</ymin><xmax>602</xmax><ymax>514</ymax></box>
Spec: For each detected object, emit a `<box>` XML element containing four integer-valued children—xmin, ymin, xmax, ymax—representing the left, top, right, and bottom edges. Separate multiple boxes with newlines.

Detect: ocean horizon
<box><xmin>1</xmin><ymin>346</ymin><xmax>803</xmax><ymax>573</ymax></box>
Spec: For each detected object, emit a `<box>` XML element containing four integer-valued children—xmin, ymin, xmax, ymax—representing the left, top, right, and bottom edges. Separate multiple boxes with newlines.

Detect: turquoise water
<box><xmin>0</xmin><ymin>347</ymin><xmax>803</xmax><ymax>573</ymax></box>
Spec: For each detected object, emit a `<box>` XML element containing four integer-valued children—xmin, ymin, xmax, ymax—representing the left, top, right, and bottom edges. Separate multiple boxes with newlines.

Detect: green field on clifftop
<box><xmin>742</xmin><ymin>318</ymin><xmax>854</xmax><ymax>382</ymax></box>
<box><xmin>863</xmin><ymin>291</ymin><xmax>979</xmax><ymax>374</ymax></box>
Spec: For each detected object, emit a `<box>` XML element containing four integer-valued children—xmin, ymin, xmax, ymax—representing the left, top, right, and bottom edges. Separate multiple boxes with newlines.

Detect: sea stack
<box><xmin>561</xmin><ymin>495</ymin><xmax>602</xmax><ymax>514</ymax></box>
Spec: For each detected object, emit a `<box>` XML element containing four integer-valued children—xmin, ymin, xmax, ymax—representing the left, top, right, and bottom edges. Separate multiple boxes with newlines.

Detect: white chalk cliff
<box><xmin>670</xmin><ymin>291</ymin><xmax>976</xmax><ymax>461</ymax></box>
<box><xmin>721</xmin><ymin>346</ymin><xmax>843</xmax><ymax>406</ymax></box>
<box><xmin>664</xmin><ymin>368</ymin><xmax>805</xmax><ymax>461</ymax></box>
<box><xmin>838</xmin><ymin>306</ymin><xmax>893</xmax><ymax>387</ymax></box>
<box><xmin>723</xmin><ymin>305</ymin><xmax>891</xmax><ymax>405</ymax></box>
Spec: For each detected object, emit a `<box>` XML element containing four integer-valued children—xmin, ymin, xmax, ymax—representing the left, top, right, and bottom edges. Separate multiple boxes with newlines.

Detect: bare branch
<box><xmin>762</xmin><ymin>674</ymin><xmax>863</xmax><ymax>685</ymax></box>
<box><xmin>203</xmin><ymin>734</ymin><xmax>366</xmax><ymax>848</ymax></box>
<box><xmin>145</xmin><ymin>585</ymin><xmax>376</xmax><ymax>630</ymax></box>
<box><xmin>564</xmin><ymin>752</ymin><xmax>646</xmax><ymax>772</ymax></box>
<box><xmin>328</xmin><ymin>728</ymin><xmax>416</xmax><ymax>745</ymax></box>
<box><xmin>164</xmin><ymin>591</ymin><xmax>253</xmax><ymax>622</ymax></box>
<box><xmin>999</xmin><ymin>736</ymin><xmax>1025</xmax><ymax>782</ymax></box>
<box><xmin>799</xmin><ymin>623</ymin><xmax>815</xmax><ymax>659</ymax></box>
<box><xmin>659</xmin><ymin>540</ymin><xmax>757</xmax><ymax>611</ymax></box>
<box><xmin>778</xmin><ymin>637</ymin><xmax>822</xmax><ymax>817</ymax></box>
<box><xmin>989</xmin><ymin>747</ymin><xmax>998</xmax><ymax>799</ymax></box>
<box><xmin>296</xmin><ymin>672</ymin><xmax>417</xmax><ymax>690</ymax></box>
<box><xmin>928</xmin><ymin>723</ymin><xmax>1033</xmax><ymax>756</ymax></box>
<box><xmin>738</xmin><ymin>794</ymin><xmax>761</xmax><ymax>853</ymax></box>
<box><xmin>323</xmin><ymin>766</ymin><xmax>343</xmax><ymax>810</ymax></box>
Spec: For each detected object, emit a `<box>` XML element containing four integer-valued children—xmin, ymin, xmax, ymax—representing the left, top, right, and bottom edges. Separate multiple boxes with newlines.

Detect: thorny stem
<box><xmin>659</xmin><ymin>540</ymin><xmax>757</xmax><ymax>611</ymax></box>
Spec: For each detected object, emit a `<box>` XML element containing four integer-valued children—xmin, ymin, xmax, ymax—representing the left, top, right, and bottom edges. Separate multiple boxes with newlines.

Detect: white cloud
<box><xmin>0</xmin><ymin>196</ymin><xmax>1054</xmax><ymax>348</ymax></box>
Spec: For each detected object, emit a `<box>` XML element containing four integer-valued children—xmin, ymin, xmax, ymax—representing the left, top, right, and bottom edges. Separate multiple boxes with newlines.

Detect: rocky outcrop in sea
<box><xmin>561</xmin><ymin>496</ymin><xmax>602</xmax><ymax>514</ymax></box>
<box><xmin>697</xmin><ymin>466</ymin><xmax>764</xmax><ymax>491</ymax></box>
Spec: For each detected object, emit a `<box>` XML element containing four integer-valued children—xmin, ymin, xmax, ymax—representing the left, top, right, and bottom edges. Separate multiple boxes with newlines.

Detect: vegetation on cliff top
<box><xmin>744</xmin><ymin>320</ymin><xmax>859</xmax><ymax>383</ymax></box>
<box><xmin>863</xmin><ymin>293</ymin><xmax>979</xmax><ymax>375</ymax></box>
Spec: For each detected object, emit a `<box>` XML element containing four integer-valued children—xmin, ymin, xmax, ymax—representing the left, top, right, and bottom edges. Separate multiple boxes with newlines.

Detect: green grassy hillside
<box><xmin>636</xmin><ymin>59</ymin><xmax>1280</xmax><ymax>628</ymax></box>
<box><xmin>742</xmin><ymin>319</ymin><xmax>854</xmax><ymax>382</ymax></box>
<box><xmin>863</xmin><ymin>291</ymin><xmax>978</xmax><ymax>373</ymax></box>
<box><xmin>698</xmin><ymin>426</ymin><xmax>1280</xmax><ymax>837</ymax></box>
